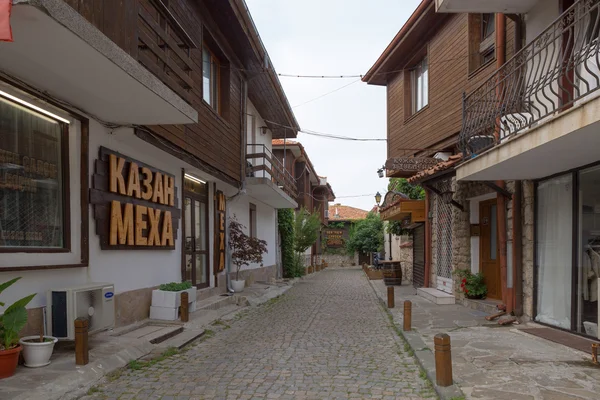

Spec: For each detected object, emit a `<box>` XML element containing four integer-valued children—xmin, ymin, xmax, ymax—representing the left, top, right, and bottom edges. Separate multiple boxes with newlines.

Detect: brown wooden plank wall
<box><xmin>387</xmin><ymin>14</ymin><xmax>515</xmax><ymax>159</ymax></box>
<box><xmin>63</xmin><ymin>0</ymin><xmax>243</xmax><ymax>183</ymax></box>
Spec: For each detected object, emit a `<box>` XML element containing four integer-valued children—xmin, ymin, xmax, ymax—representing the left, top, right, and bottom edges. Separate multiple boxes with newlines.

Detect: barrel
<box><xmin>383</xmin><ymin>262</ymin><xmax>402</xmax><ymax>286</ymax></box>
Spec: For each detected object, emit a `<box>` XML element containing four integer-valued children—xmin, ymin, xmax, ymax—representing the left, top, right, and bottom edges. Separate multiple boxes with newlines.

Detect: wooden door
<box><xmin>183</xmin><ymin>177</ymin><xmax>210</xmax><ymax>289</ymax></box>
<box><xmin>480</xmin><ymin>198</ymin><xmax>501</xmax><ymax>299</ymax></box>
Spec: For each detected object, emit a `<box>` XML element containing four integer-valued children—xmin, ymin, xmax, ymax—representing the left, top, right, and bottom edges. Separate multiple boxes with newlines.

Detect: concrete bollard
<box><xmin>181</xmin><ymin>291</ymin><xmax>189</xmax><ymax>322</ymax></box>
<box><xmin>387</xmin><ymin>286</ymin><xmax>395</xmax><ymax>308</ymax></box>
<box><xmin>434</xmin><ymin>333</ymin><xmax>453</xmax><ymax>387</ymax></box>
<box><xmin>75</xmin><ymin>318</ymin><xmax>89</xmax><ymax>366</ymax></box>
<box><xmin>403</xmin><ymin>300</ymin><xmax>412</xmax><ymax>331</ymax></box>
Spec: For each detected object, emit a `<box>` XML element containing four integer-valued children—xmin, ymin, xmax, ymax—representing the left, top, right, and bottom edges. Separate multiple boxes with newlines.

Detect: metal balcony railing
<box><xmin>246</xmin><ymin>144</ymin><xmax>298</xmax><ymax>199</ymax></box>
<box><xmin>460</xmin><ymin>0</ymin><xmax>600</xmax><ymax>157</ymax></box>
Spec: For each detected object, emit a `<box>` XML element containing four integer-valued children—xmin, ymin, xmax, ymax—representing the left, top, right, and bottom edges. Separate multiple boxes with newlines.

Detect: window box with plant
<box><xmin>455</xmin><ymin>269</ymin><xmax>487</xmax><ymax>300</ymax></box>
<box><xmin>0</xmin><ymin>278</ymin><xmax>36</xmax><ymax>378</ymax></box>
<box><xmin>150</xmin><ymin>281</ymin><xmax>197</xmax><ymax>321</ymax></box>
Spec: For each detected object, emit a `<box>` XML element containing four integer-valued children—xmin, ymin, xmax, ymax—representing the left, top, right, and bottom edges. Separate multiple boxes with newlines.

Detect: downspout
<box><xmin>495</xmin><ymin>14</ymin><xmax>509</xmax><ymax>310</ymax></box>
<box><xmin>424</xmin><ymin>189</ymin><xmax>432</xmax><ymax>288</ymax></box>
<box><xmin>512</xmin><ymin>15</ymin><xmax>524</xmax><ymax>317</ymax></box>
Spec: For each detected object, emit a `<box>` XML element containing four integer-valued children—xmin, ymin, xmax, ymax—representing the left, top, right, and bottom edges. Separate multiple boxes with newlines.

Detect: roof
<box><xmin>329</xmin><ymin>204</ymin><xmax>369</xmax><ymax>221</ymax></box>
<box><xmin>362</xmin><ymin>0</ymin><xmax>439</xmax><ymax>86</ymax></box>
<box><xmin>406</xmin><ymin>154</ymin><xmax>463</xmax><ymax>184</ymax></box>
<box><xmin>271</xmin><ymin>139</ymin><xmax>297</xmax><ymax>146</ymax></box>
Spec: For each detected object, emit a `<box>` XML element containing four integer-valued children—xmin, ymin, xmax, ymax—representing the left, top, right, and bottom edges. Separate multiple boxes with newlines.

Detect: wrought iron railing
<box><xmin>246</xmin><ymin>144</ymin><xmax>297</xmax><ymax>199</ymax></box>
<box><xmin>460</xmin><ymin>0</ymin><xmax>600</xmax><ymax>157</ymax></box>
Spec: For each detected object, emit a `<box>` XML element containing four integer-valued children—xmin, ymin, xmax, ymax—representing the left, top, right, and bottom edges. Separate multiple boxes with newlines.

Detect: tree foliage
<box><xmin>294</xmin><ymin>206</ymin><xmax>321</xmax><ymax>254</ymax></box>
<box><xmin>277</xmin><ymin>209</ymin><xmax>297</xmax><ymax>278</ymax></box>
<box><xmin>229</xmin><ymin>216</ymin><xmax>268</xmax><ymax>281</ymax></box>
<box><xmin>346</xmin><ymin>212</ymin><xmax>384</xmax><ymax>254</ymax></box>
<box><xmin>387</xmin><ymin>178</ymin><xmax>425</xmax><ymax>236</ymax></box>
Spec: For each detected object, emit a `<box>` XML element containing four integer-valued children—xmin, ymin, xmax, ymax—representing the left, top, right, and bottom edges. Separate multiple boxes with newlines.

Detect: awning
<box><xmin>379</xmin><ymin>196</ymin><xmax>425</xmax><ymax>223</ymax></box>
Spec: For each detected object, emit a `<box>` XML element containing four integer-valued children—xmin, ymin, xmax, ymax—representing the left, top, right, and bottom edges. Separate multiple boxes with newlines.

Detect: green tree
<box><xmin>346</xmin><ymin>212</ymin><xmax>384</xmax><ymax>254</ymax></box>
<box><xmin>294</xmin><ymin>206</ymin><xmax>321</xmax><ymax>254</ymax></box>
<box><xmin>277</xmin><ymin>209</ymin><xmax>296</xmax><ymax>278</ymax></box>
<box><xmin>387</xmin><ymin>178</ymin><xmax>425</xmax><ymax>236</ymax></box>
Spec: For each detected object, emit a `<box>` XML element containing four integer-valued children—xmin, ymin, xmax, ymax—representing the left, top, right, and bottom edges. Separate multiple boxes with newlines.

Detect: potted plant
<box><xmin>19</xmin><ymin>333</ymin><xmax>58</xmax><ymax>368</ymax></box>
<box><xmin>229</xmin><ymin>216</ymin><xmax>268</xmax><ymax>293</ymax></box>
<box><xmin>456</xmin><ymin>269</ymin><xmax>487</xmax><ymax>299</ymax></box>
<box><xmin>150</xmin><ymin>281</ymin><xmax>197</xmax><ymax>321</ymax></box>
<box><xmin>0</xmin><ymin>277</ymin><xmax>36</xmax><ymax>378</ymax></box>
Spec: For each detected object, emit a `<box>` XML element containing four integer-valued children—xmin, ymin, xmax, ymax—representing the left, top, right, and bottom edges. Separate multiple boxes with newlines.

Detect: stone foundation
<box><xmin>320</xmin><ymin>253</ymin><xmax>359</xmax><ymax>267</ymax></box>
<box><xmin>229</xmin><ymin>264</ymin><xmax>278</xmax><ymax>286</ymax></box>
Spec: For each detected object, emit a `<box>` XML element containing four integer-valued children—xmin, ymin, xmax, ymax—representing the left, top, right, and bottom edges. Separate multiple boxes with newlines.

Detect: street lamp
<box><xmin>375</xmin><ymin>192</ymin><xmax>382</xmax><ymax>205</ymax></box>
<box><xmin>377</xmin><ymin>167</ymin><xmax>384</xmax><ymax>178</ymax></box>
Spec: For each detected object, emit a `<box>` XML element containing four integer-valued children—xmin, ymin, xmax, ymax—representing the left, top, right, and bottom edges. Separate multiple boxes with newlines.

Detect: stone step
<box><xmin>417</xmin><ymin>287</ymin><xmax>456</xmax><ymax>305</ymax></box>
<box><xmin>461</xmin><ymin>297</ymin><xmax>502</xmax><ymax>314</ymax></box>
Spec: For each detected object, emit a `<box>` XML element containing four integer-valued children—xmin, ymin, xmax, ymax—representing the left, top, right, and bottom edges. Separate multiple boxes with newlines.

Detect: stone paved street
<box><xmin>80</xmin><ymin>268</ymin><xmax>436</xmax><ymax>400</ymax></box>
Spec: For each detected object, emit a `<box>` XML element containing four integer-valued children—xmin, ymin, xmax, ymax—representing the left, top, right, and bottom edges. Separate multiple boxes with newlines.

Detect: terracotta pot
<box><xmin>0</xmin><ymin>345</ymin><xmax>22</xmax><ymax>379</ymax></box>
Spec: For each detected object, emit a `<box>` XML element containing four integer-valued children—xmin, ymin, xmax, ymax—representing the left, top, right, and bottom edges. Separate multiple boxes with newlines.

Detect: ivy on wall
<box><xmin>277</xmin><ymin>209</ymin><xmax>296</xmax><ymax>278</ymax></box>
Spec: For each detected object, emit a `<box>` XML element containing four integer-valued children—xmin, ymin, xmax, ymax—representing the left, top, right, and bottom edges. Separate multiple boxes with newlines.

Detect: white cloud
<box><xmin>246</xmin><ymin>0</ymin><xmax>422</xmax><ymax>211</ymax></box>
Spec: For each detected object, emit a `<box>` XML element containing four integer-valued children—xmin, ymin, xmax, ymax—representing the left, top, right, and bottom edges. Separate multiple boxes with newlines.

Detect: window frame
<box><xmin>410</xmin><ymin>56</ymin><xmax>429</xmax><ymax>115</ymax></box>
<box><xmin>0</xmin><ymin>93</ymin><xmax>72</xmax><ymax>254</ymax></box>
<box><xmin>249</xmin><ymin>203</ymin><xmax>257</xmax><ymax>238</ymax></box>
<box><xmin>182</xmin><ymin>173</ymin><xmax>210</xmax><ymax>289</ymax></box>
<box><xmin>468</xmin><ymin>13</ymin><xmax>496</xmax><ymax>75</ymax></box>
<box><xmin>202</xmin><ymin>44</ymin><xmax>221</xmax><ymax>114</ymax></box>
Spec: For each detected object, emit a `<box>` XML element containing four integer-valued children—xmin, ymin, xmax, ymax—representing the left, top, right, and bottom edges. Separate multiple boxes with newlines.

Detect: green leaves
<box><xmin>346</xmin><ymin>212</ymin><xmax>384</xmax><ymax>254</ymax></box>
<box><xmin>158</xmin><ymin>281</ymin><xmax>193</xmax><ymax>292</ymax></box>
<box><xmin>278</xmin><ymin>209</ymin><xmax>299</xmax><ymax>278</ymax></box>
<box><xmin>0</xmin><ymin>277</ymin><xmax>36</xmax><ymax>350</ymax></box>
<box><xmin>294</xmin><ymin>207</ymin><xmax>321</xmax><ymax>254</ymax></box>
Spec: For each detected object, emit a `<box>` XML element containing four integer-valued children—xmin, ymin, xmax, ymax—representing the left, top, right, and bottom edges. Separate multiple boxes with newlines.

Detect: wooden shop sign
<box><xmin>385</xmin><ymin>157</ymin><xmax>440</xmax><ymax>173</ymax></box>
<box><xmin>215</xmin><ymin>190</ymin><xmax>226</xmax><ymax>273</ymax></box>
<box><xmin>90</xmin><ymin>147</ymin><xmax>180</xmax><ymax>250</ymax></box>
<box><xmin>324</xmin><ymin>229</ymin><xmax>345</xmax><ymax>248</ymax></box>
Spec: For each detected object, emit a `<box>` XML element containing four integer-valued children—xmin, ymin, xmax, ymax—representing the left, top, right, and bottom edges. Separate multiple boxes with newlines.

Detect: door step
<box><xmin>417</xmin><ymin>288</ymin><xmax>455</xmax><ymax>305</ymax></box>
<box><xmin>118</xmin><ymin>323</ymin><xmax>184</xmax><ymax>344</ymax></box>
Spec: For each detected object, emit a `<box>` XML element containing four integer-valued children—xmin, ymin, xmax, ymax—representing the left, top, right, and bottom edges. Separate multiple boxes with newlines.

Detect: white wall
<box><xmin>246</xmin><ymin>100</ymin><xmax>273</xmax><ymax>151</ymax></box>
<box><xmin>0</xmin><ymin>114</ymin><xmax>238</xmax><ymax>309</ymax></box>
<box><xmin>525</xmin><ymin>0</ymin><xmax>559</xmax><ymax>44</ymax></box>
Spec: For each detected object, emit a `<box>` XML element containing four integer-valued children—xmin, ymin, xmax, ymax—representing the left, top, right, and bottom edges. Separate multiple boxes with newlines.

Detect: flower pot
<box><xmin>231</xmin><ymin>279</ymin><xmax>245</xmax><ymax>292</ymax></box>
<box><xmin>19</xmin><ymin>336</ymin><xmax>58</xmax><ymax>368</ymax></box>
<box><xmin>0</xmin><ymin>345</ymin><xmax>22</xmax><ymax>379</ymax></box>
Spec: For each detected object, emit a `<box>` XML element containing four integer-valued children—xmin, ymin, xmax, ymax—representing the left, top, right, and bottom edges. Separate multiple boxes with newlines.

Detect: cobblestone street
<box><xmin>81</xmin><ymin>268</ymin><xmax>436</xmax><ymax>400</ymax></box>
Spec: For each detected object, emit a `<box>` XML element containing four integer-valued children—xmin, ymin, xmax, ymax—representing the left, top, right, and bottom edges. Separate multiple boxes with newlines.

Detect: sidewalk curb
<box><xmin>365</xmin><ymin>275</ymin><xmax>465</xmax><ymax>400</ymax></box>
<box><xmin>12</xmin><ymin>279</ymin><xmax>301</xmax><ymax>400</ymax></box>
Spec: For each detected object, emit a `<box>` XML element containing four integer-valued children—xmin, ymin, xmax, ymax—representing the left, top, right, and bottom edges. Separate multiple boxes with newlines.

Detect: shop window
<box><xmin>469</xmin><ymin>13</ymin><xmax>496</xmax><ymax>73</ymax></box>
<box><xmin>0</xmin><ymin>92</ymin><xmax>69</xmax><ymax>251</ymax></box>
<box><xmin>249</xmin><ymin>203</ymin><xmax>257</xmax><ymax>238</ymax></box>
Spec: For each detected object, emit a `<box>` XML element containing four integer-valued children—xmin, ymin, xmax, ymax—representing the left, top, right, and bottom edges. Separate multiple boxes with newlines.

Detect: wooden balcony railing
<box><xmin>137</xmin><ymin>0</ymin><xmax>196</xmax><ymax>103</ymax></box>
<box><xmin>460</xmin><ymin>0</ymin><xmax>600</xmax><ymax>157</ymax></box>
<box><xmin>246</xmin><ymin>144</ymin><xmax>298</xmax><ymax>199</ymax></box>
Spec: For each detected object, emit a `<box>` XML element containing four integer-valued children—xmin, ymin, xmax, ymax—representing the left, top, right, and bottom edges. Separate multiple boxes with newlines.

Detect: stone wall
<box><xmin>522</xmin><ymin>180</ymin><xmax>535</xmax><ymax>320</ymax></box>
<box><xmin>321</xmin><ymin>252</ymin><xmax>359</xmax><ymax>267</ymax></box>
<box><xmin>400</xmin><ymin>241</ymin><xmax>413</xmax><ymax>283</ymax></box>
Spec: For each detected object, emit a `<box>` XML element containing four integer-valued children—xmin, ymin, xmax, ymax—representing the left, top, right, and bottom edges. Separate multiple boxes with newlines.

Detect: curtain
<box><xmin>536</xmin><ymin>174</ymin><xmax>573</xmax><ymax>329</ymax></box>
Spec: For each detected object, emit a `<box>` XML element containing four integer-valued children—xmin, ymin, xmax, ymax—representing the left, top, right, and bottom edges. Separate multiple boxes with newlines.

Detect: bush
<box><xmin>159</xmin><ymin>281</ymin><xmax>192</xmax><ymax>292</ymax></box>
<box><xmin>455</xmin><ymin>269</ymin><xmax>487</xmax><ymax>299</ymax></box>
<box><xmin>278</xmin><ymin>209</ymin><xmax>296</xmax><ymax>278</ymax></box>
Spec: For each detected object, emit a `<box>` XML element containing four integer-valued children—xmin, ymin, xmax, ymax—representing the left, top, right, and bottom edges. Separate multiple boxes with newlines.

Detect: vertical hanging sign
<box><xmin>215</xmin><ymin>190</ymin><xmax>226</xmax><ymax>273</ymax></box>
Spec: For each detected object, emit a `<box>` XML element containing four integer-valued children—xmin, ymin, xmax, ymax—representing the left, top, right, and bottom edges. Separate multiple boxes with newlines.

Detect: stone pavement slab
<box><xmin>79</xmin><ymin>268</ymin><xmax>437</xmax><ymax>400</ymax></box>
<box><xmin>370</xmin><ymin>279</ymin><xmax>600</xmax><ymax>400</ymax></box>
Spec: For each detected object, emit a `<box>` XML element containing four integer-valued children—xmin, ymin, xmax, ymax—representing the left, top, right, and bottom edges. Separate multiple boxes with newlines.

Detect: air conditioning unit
<box><xmin>47</xmin><ymin>283</ymin><xmax>115</xmax><ymax>340</ymax></box>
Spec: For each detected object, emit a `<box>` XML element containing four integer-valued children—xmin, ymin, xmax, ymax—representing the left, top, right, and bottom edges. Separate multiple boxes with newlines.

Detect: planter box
<box><xmin>366</xmin><ymin>270</ymin><xmax>383</xmax><ymax>280</ymax></box>
<box><xmin>150</xmin><ymin>287</ymin><xmax>197</xmax><ymax>321</ymax></box>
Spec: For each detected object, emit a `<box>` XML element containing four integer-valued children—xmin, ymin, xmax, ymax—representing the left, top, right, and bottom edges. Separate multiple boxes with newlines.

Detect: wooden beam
<box><xmin>423</xmin><ymin>183</ymin><xmax>464</xmax><ymax>212</ymax></box>
<box><xmin>483</xmin><ymin>182</ymin><xmax>513</xmax><ymax>199</ymax></box>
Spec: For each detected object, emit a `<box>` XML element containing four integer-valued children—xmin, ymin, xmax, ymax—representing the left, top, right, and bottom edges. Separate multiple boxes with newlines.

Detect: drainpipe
<box><xmin>424</xmin><ymin>189</ymin><xmax>432</xmax><ymax>288</ymax></box>
<box><xmin>495</xmin><ymin>13</ymin><xmax>509</xmax><ymax>310</ymax></box>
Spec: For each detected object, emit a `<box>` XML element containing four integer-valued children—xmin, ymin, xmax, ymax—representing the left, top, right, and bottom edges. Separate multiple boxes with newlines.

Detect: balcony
<box><xmin>435</xmin><ymin>0</ymin><xmax>538</xmax><ymax>13</ymax></box>
<box><xmin>0</xmin><ymin>0</ymin><xmax>197</xmax><ymax>125</ymax></box>
<box><xmin>245</xmin><ymin>144</ymin><xmax>298</xmax><ymax>209</ymax></box>
<box><xmin>457</xmin><ymin>0</ymin><xmax>600</xmax><ymax>181</ymax></box>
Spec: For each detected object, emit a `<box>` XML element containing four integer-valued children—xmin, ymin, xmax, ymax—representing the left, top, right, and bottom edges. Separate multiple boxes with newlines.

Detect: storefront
<box><xmin>535</xmin><ymin>166</ymin><xmax>600</xmax><ymax>339</ymax></box>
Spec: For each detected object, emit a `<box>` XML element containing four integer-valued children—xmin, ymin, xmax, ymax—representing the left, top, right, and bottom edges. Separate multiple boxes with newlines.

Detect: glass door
<box><xmin>183</xmin><ymin>176</ymin><xmax>209</xmax><ymax>288</ymax></box>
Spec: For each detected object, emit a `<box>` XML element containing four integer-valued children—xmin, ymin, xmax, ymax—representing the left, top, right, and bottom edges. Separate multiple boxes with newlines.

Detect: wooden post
<box><xmin>387</xmin><ymin>286</ymin><xmax>395</xmax><ymax>308</ymax></box>
<box><xmin>592</xmin><ymin>343</ymin><xmax>599</xmax><ymax>365</ymax></box>
<box><xmin>434</xmin><ymin>333</ymin><xmax>453</xmax><ymax>387</ymax></box>
<box><xmin>75</xmin><ymin>318</ymin><xmax>89</xmax><ymax>366</ymax></box>
<box><xmin>403</xmin><ymin>300</ymin><xmax>412</xmax><ymax>331</ymax></box>
<box><xmin>180</xmin><ymin>291</ymin><xmax>189</xmax><ymax>322</ymax></box>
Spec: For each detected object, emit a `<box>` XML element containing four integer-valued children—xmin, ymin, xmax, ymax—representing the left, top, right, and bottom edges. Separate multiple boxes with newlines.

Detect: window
<box><xmin>410</xmin><ymin>57</ymin><xmax>429</xmax><ymax>114</ymax></box>
<box><xmin>202</xmin><ymin>45</ymin><xmax>220</xmax><ymax>112</ymax></box>
<box><xmin>249</xmin><ymin>203</ymin><xmax>257</xmax><ymax>238</ymax></box>
<box><xmin>0</xmin><ymin>92</ymin><xmax>69</xmax><ymax>251</ymax></box>
<box><xmin>469</xmin><ymin>13</ymin><xmax>496</xmax><ymax>73</ymax></box>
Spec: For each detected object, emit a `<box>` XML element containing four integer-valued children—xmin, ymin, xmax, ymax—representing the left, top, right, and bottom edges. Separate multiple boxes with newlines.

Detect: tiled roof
<box><xmin>406</xmin><ymin>154</ymin><xmax>463</xmax><ymax>184</ymax></box>
<box><xmin>330</xmin><ymin>204</ymin><xmax>369</xmax><ymax>221</ymax></box>
<box><xmin>271</xmin><ymin>139</ymin><xmax>297</xmax><ymax>146</ymax></box>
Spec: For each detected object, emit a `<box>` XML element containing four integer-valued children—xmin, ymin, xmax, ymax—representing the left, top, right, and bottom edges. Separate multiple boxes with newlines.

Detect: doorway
<box><xmin>479</xmin><ymin>198</ymin><xmax>501</xmax><ymax>299</ymax></box>
<box><xmin>183</xmin><ymin>175</ymin><xmax>209</xmax><ymax>289</ymax></box>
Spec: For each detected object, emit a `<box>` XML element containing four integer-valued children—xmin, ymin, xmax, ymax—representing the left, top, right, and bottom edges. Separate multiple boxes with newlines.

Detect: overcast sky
<box><xmin>245</xmin><ymin>0</ymin><xmax>422</xmax><ymax>211</ymax></box>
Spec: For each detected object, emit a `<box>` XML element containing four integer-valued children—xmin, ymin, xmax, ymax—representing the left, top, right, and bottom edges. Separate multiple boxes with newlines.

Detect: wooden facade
<box><xmin>364</xmin><ymin>2</ymin><xmax>516</xmax><ymax>165</ymax></box>
<box><xmin>64</xmin><ymin>0</ymin><xmax>298</xmax><ymax>186</ymax></box>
